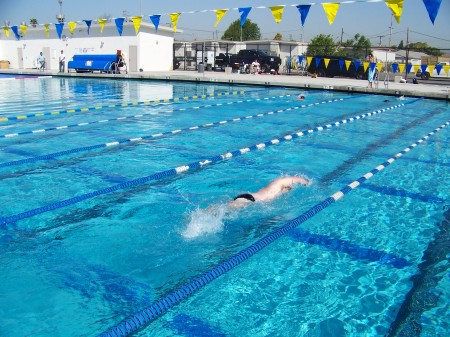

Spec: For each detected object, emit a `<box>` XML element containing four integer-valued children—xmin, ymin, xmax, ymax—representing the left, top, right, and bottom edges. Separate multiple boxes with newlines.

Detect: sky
<box><xmin>1</xmin><ymin>0</ymin><xmax>449</xmax><ymax>50</ymax></box>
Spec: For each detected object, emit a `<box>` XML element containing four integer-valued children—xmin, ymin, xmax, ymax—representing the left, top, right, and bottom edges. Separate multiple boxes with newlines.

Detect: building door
<box><xmin>43</xmin><ymin>47</ymin><xmax>51</xmax><ymax>70</ymax></box>
<box><xmin>129</xmin><ymin>45</ymin><xmax>137</xmax><ymax>72</ymax></box>
<box><xmin>17</xmin><ymin>48</ymin><xmax>23</xmax><ymax>69</ymax></box>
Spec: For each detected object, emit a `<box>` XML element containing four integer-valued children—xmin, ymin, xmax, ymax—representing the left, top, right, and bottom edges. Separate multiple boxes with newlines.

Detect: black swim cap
<box><xmin>233</xmin><ymin>193</ymin><xmax>255</xmax><ymax>202</ymax></box>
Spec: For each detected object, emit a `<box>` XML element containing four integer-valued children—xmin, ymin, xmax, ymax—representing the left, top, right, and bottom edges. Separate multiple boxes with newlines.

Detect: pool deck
<box><xmin>1</xmin><ymin>68</ymin><xmax>450</xmax><ymax>100</ymax></box>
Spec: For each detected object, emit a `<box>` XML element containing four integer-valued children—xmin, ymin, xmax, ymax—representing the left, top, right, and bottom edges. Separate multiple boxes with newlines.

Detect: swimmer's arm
<box><xmin>278</xmin><ymin>176</ymin><xmax>310</xmax><ymax>187</ymax></box>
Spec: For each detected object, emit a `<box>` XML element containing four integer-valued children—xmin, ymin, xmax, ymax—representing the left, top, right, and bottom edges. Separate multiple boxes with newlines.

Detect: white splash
<box><xmin>181</xmin><ymin>204</ymin><xmax>228</xmax><ymax>239</ymax></box>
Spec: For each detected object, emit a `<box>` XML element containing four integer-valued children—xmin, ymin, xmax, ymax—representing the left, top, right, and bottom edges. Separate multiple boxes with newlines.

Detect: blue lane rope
<box><xmin>0</xmin><ymin>91</ymin><xmax>245</xmax><ymax>123</ymax></box>
<box><xmin>0</xmin><ymin>93</ymin><xmax>339</xmax><ymax>140</ymax></box>
<box><xmin>99</xmin><ymin>120</ymin><xmax>450</xmax><ymax>337</ymax></box>
<box><xmin>0</xmin><ymin>99</ymin><xmax>422</xmax><ymax>227</ymax></box>
<box><xmin>0</xmin><ymin>96</ymin><xmax>355</xmax><ymax>169</ymax></box>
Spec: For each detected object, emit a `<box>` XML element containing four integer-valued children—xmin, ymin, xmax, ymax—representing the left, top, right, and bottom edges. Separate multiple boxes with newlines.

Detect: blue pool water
<box><xmin>0</xmin><ymin>77</ymin><xmax>448</xmax><ymax>337</ymax></box>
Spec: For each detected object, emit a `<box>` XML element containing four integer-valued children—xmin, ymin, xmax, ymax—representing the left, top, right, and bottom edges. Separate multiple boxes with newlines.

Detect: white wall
<box><xmin>0</xmin><ymin>22</ymin><xmax>175</xmax><ymax>71</ymax></box>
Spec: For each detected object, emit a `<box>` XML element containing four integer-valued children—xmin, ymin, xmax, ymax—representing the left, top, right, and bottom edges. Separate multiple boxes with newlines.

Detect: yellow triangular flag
<box><xmin>363</xmin><ymin>61</ymin><xmax>369</xmax><ymax>72</ymax></box>
<box><xmin>131</xmin><ymin>16</ymin><xmax>142</xmax><ymax>34</ymax></box>
<box><xmin>269</xmin><ymin>6</ymin><xmax>285</xmax><ymax>24</ymax></box>
<box><xmin>98</xmin><ymin>19</ymin><xmax>107</xmax><ymax>33</ymax></box>
<box><xmin>413</xmin><ymin>64</ymin><xmax>419</xmax><ymax>73</ymax></box>
<box><xmin>44</xmin><ymin>24</ymin><xmax>50</xmax><ymax>38</ymax></box>
<box><xmin>20</xmin><ymin>25</ymin><xmax>27</xmax><ymax>36</ymax></box>
<box><xmin>427</xmin><ymin>65</ymin><xmax>435</xmax><ymax>75</ymax></box>
<box><xmin>398</xmin><ymin>63</ymin><xmax>405</xmax><ymax>73</ymax></box>
<box><xmin>345</xmin><ymin>60</ymin><xmax>351</xmax><ymax>71</ymax></box>
<box><xmin>2</xmin><ymin>26</ymin><xmax>9</xmax><ymax>38</ymax></box>
<box><xmin>306</xmin><ymin>56</ymin><xmax>312</xmax><ymax>67</ymax></box>
<box><xmin>214</xmin><ymin>9</ymin><xmax>228</xmax><ymax>27</ymax></box>
<box><xmin>443</xmin><ymin>65</ymin><xmax>450</xmax><ymax>76</ymax></box>
<box><xmin>376</xmin><ymin>62</ymin><xmax>383</xmax><ymax>73</ymax></box>
<box><xmin>385</xmin><ymin>0</ymin><xmax>404</xmax><ymax>24</ymax></box>
<box><xmin>169</xmin><ymin>13</ymin><xmax>181</xmax><ymax>32</ymax></box>
<box><xmin>324</xmin><ymin>58</ymin><xmax>330</xmax><ymax>68</ymax></box>
<box><xmin>322</xmin><ymin>3</ymin><xmax>340</xmax><ymax>25</ymax></box>
<box><xmin>68</xmin><ymin>21</ymin><xmax>77</xmax><ymax>35</ymax></box>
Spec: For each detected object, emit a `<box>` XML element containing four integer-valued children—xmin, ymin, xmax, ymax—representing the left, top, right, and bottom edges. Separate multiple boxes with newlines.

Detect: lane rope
<box><xmin>0</xmin><ymin>91</ymin><xmax>245</xmax><ymax>123</ymax></box>
<box><xmin>99</xmin><ymin>119</ymin><xmax>450</xmax><ymax>337</ymax></box>
<box><xmin>0</xmin><ymin>96</ymin><xmax>357</xmax><ymax>169</ymax></box>
<box><xmin>0</xmin><ymin>93</ymin><xmax>335</xmax><ymax>140</ymax></box>
<box><xmin>0</xmin><ymin>99</ymin><xmax>422</xmax><ymax>227</ymax></box>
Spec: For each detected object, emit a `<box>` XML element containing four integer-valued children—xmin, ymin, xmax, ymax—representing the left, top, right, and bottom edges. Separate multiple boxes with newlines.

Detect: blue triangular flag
<box><xmin>11</xmin><ymin>25</ymin><xmax>20</xmax><ymax>40</ymax></box>
<box><xmin>422</xmin><ymin>0</ymin><xmax>442</xmax><ymax>24</ymax></box>
<box><xmin>315</xmin><ymin>57</ymin><xmax>322</xmax><ymax>68</ymax></box>
<box><xmin>238</xmin><ymin>7</ymin><xmax>252</xmax><ymax>27</ymax></box>
<box><xmin>150</xmin><ymin>15</ymin><xmax>161</xmax><ymax>32</ymax></box>
<box><xmin>55</xmin><ymin>23</ymin><xmax>64</xmax><ymax>39</ymax></box>
<box><xmin>353</xmin><ymin>61</ymin><xmax>361</xmax><ymax>71</ymax></box>
<box><xmin>296</xmin><ymin>5</ymin><xmax>311</xmax><ymax>27</ymax></box>
<box><xmin>338</xmin><ymin>59</ymin><xmax>344</xmax><ymax>70</ymax></box>
<box><xmin>115</xmin><ymin>17</ymin><xmax>125</xmax><ymax>36</ymax></box>
<box><xmin>84</xmin><ymin>20</ymin><xmax>92</xmax><ymax>34</ymax></box>
<box><xmin>406</xmin><ymin>64</ymin><xmax>413</xmax><ymax>74</ymax></box>
<box><xmin>435</xmin><ymin>63</ymin><xmax>443</xmax><ymax>75</ymax></box>
<box><xmin>420</xmin><ymin>64</ymin><xmax>428</xmax><ymax>74</ymax></box>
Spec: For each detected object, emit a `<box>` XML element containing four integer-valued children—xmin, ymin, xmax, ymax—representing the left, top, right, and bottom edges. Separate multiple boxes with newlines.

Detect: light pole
<box><xmin>56</xmin><ymin>0</ymin><xmax>64</xmax><ymax>23</ymax></box>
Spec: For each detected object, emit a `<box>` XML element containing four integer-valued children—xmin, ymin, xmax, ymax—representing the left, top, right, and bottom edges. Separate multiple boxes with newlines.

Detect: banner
<box><xmin>214</xmin><ymin>9</ymin><xmax>228</xmax><ymax>27</ymax></box>
<box><xmin>84</xmin><ymin>20</ymin><xmax>92</xmax><ymax>34</ymax></box>
<box><xmin>131</xmin><ymin>16</ymin><xmax>142</xmax><ymax>34</ymax></box>
<box><xmin>115</xmin><ymin>17</ymin><xmax>125</xmax><ymax>36</ymax></box>
<box><xmin>20</xmin><ymin>25</ymin><xmax>27</xmax><ymax>36</ymax></box>
<box><xmin>296</xmin><ymin>5</ymin><xmax>311</xmax><ymax>27</ymax></box>
<box><xmin>44</xmin><ymin>24</ymin><xmax>50</xmax><ymax>38</ymax></box>
<box><xmin>98</xmin><ymin>19</ymin><xmax>107</xmax><ymax>33</ymax></box>
<box><xmin>385</xmin><ymin>0</ymin><xmax>404</xmax><ymax>24</ymax></box>
<box><xmin>338</xmin><ymin>59</ymin><xmax>344</xmax><ymax>70</ymax></box>
<box><xmin>2</xmin><ymin>26</ymin><xmax>9</xmax><ymax>38</ymax></box>
<box><xmin>150</xmin><ymin>15</ymin><xmax>161</xmax><ymax>32</ymax></box>
<box><xmin>392</xmin><ymin>63</ymin><xmax>399</xmax><ymax>73</ymax></box>
<box><xmin>55</xmin><ymin>23</ymin><xmax>64</xmax><ymax>39</ymax></box>
<box><xmin>345</xmin><ymin>60</ymin><xmax>351</xmax><ymax>71</ymax></box>
<box><xmin>11</xmin><ymin>26</ymin><xmax>20</xmax><ymax>40</ymax></box>
<box><xmin>306</xmin><ymin>56</ymin><xmax>312</xmax><ymax>67</ymax></box>
<box><xmin>169</xmin><ymin>13</ymin><xmax>181</xmax><ymax>32</ymax></box>
<box><xmin>322</xmin><ymin>3</ymin><xmax>340</xmax><ymax>24</ymax></box>
<box><xmin>398</xmin><ymin>63</ymin><xmax>405</xmax><ymax>73</ymax></box>
<box><xmin>269</xmin><ymin>6</ymin><xmax>285</xmax><ymax>23</ymax></box>
<box><xmin>422</xmin><ymin>0</ymin><xmax>441</xmax><ymax>24</ymax></box>
<box><xmin>406</xmin><ymin>63</ymin><xmax>413</xmax><ymax>74</ymax></box>
<box><xmin>363</xmin><ymin>61</ymin><xmax>369</xmax><ymax>72</ymax></box>
<box><xmin>68</xmin><ymin>21</ymin><xmax>77</xmax><ymax>35</ymax></box>
<box><xmin>238</xmin><ymin>7</ymin><xmax>252</xmax><ymax>27</ymax></box>
<box><xmin>324</xmin><ymin>58</ymin><xmax>330</xmax><ymax>68</ymax></box>
<box><xmin>376</xmin><ymin>63</ymin><xmax>383</xmax><ymax>73</ymax></box>
<box><xmin>435</xmin><ymin>63</ymin><xmax>442</xmax><ymax>75</ymax></box>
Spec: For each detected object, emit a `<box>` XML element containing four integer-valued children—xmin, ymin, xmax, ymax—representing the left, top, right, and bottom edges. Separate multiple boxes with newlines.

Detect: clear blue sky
<box><xmin>2</xmin><ymin>0</ymin><xmax>449</xmax><ymax>50</ymax></box>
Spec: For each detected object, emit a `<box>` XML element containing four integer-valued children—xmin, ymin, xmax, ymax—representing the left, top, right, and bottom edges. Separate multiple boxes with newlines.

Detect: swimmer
<box><xmin>229</xmin><ymin>176</ymin><xmax>310</xmax><ymax>209</ymax></box>
<box><xmin>297</xmin><ymin>95</ymin><xmax>305</xmax><ymax>101</ymax></box>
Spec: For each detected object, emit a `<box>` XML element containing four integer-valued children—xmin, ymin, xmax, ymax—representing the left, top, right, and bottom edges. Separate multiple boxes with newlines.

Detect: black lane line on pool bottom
<box><xmin>0</xmin><ymin>100</ymin><xmax>420</xmax><ymax>228</ymax></box>
<box><xmin>98</xmin><ymin>120</ymin><xmax>449</xmax><ymax>337</ymax></box>
<box><xmin>386</xmin><ymin>206</ymin><xmax>450</xmax><ymax>337</ymax></box>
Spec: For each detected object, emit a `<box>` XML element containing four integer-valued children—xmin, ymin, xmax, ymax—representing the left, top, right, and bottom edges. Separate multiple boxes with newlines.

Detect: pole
<box><xmin>405</xmin><ymin>27</ymin><xmax>409</xmax><ymax>81</ymax></box>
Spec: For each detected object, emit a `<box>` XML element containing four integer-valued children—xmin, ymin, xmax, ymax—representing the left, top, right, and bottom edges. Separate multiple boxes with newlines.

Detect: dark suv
<box><xmin>307</xmin><ymin>55</ymin><xmax>367</xmax><ymax>79</ymax></box>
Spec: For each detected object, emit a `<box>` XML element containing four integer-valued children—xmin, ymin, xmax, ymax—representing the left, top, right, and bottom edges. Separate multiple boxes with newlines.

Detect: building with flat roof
<box><xmin>0</xmin><ymin>21</ymin><xmax>177</xmax><ymax>72</ymax></box>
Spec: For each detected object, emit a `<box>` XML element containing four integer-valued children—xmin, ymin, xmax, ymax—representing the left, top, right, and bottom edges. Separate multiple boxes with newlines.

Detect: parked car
<box><xmin>307</xmin><ymin>55</ymin><xmax>367</xmax><ymax>79</ymax></box>
<box><xmin>214</xmin><ymin>49</ymin><xmax>281</xmax><ymax>73</ymax></box>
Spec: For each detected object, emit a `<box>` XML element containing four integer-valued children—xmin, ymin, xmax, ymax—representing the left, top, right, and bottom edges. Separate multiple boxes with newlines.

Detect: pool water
<box><xmin>0</xmin><ymin>77</ymin><xmax>448</xmax><ymax>337</ymax></box>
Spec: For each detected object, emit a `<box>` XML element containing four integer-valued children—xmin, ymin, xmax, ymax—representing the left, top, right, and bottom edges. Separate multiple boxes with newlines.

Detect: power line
<box><xmin>410</xmin><ymin>30</ymin><xmax>450</xmax><ymax>43</ymax></box>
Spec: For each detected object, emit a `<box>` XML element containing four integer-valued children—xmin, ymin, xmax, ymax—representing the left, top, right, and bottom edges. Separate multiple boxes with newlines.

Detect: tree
<box><xmin>408</xmin><ymin>42</ymin><xmax>442</xmax><ymax>56</ymax></box>
<box><xmin>307</xmin><ymin>34</ymin><xmax>339</xmax><ymax>56</ymax></box>
<box><xmin>340</xmin><ymin>33</ymin><xmax>371</xmax><ymax>59</ymax></box>
<box><xmin>397</xmin><ymin>40</ymin><xmax>404</xmax><ymax>49</ymax></box>
<box><xmin>273</xmin><ymin>33</ymin><xmax>282</xmax><ymax>41</ymax></box>
<box><xmin>221</xmin><ymin>19</ymin><xmax>261</xmax><ymax>41</ymax></box>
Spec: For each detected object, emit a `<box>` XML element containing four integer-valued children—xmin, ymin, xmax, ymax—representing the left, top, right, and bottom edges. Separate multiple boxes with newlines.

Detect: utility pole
<box><xmin>377</xmin><ymin>35</ymin><xmax>383</xmax><ymax>47</ymax></box>
<box><xmin>340</xmin><ymin>28</ymin><xmax>343</xmax><ymax>45</ymax></box>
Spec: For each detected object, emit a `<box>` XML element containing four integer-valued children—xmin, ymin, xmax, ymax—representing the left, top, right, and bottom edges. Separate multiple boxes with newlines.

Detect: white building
<box><xmin>0</xmin><ymin>21</ymin><xmax>177</xmax><ymax>71</ymax></box>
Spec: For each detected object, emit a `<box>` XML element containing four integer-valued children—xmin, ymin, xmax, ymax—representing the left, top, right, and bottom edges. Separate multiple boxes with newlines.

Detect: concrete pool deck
<box><xmin>1</xmin><ymin>68</ymin><xmax>450</xmax><ymax>100</ymax></box>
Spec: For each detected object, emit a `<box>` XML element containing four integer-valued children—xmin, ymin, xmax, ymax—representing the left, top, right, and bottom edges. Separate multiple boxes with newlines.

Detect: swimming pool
<box><xmin>0</xmin><ymin>77</ymin><xmax>448</xmax><ymax>337</ymax></box>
